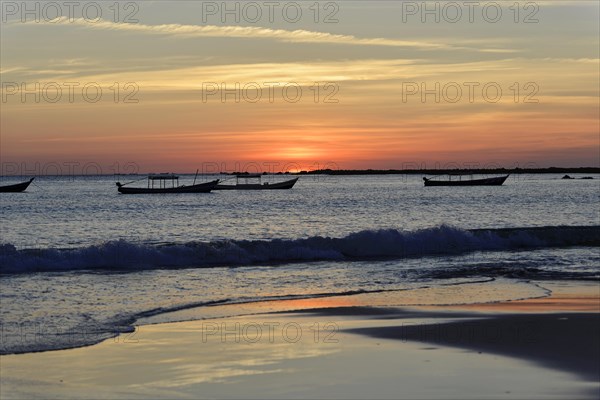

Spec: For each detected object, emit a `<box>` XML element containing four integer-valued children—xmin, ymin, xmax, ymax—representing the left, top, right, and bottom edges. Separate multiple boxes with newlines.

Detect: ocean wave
<box><xmin>1</xmin><ymin>225</ymin><xmax>598</xmax><ymax>274</ymax></box>
<box><xmin>425</xmin><ymin>261</ymin><xmax>599</xmax><ymax>281</ymax></box>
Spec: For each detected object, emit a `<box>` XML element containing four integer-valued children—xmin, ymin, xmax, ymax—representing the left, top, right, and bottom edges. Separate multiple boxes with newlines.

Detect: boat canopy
<box><xmin>148</xmin><ymin>174</ymin><xmax>179</xmax><ymax>180</ymax></box>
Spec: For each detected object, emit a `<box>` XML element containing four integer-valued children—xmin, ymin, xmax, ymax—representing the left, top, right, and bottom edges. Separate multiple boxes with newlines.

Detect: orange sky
<box><xmin>1</xmin><ymin>2</ymin><xmax>599</xmax><ymax>174</ymax></box>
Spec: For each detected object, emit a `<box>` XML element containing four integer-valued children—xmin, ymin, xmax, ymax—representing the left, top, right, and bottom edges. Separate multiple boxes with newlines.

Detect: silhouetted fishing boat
<box><xmin>116</xmin><ymin>173</ymin><xmax>219</xmax><ymax>194</ymax></box>
<box><xmin>0</xmin><ymin>177</ymin><xmax>34</xmax><ymax>192</ymax></box>
<box><xmin>214</xmin><ymin>174</ymin><xmax>298</xmax><ymax>190</ymax></box>
<box><xmin>423</xmin><ymin>174</ymin><xmax>509</xmax><ymax>187</ymax></box>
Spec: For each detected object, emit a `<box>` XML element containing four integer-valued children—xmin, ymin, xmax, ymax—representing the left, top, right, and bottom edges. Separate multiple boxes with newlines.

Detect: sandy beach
<box><xmin>1</xmin><ymin>280</ymin><xmax>598</xmax><ymax>399</ymax></box>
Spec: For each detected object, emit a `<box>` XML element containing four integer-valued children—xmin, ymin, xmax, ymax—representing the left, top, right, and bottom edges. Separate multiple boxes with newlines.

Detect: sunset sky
<box><xmin>1</xmin><ymin>1</ymin><xmax>599</xmax><ymax>173</ymax></box>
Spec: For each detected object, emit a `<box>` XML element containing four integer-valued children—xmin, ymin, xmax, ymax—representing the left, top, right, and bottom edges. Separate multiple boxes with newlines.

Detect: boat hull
<box><xmin>214</xmin><ymin>178</ymin><xmax>298</xmax><ymax>190</ymax></box>
<box><xmin>424</xmin><ymin>175</ymin><xmax>509</xmax><ymax>187</ymax></box>
<box><xmin>0</xmin><ymin>178</ymin><xmax>34</xmax><ymax>192</ymax></box>
<box><xmin>117</xmin><ymin>180</ymin><xmax>220</xmax><ymax>194</ymax></box>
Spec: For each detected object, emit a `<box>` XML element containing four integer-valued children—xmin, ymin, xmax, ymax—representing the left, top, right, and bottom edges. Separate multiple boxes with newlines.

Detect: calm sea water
<box><xmin>1</xmin><ymin>174</ymin><xmax>599</xmax><ymax>353</ymax></box>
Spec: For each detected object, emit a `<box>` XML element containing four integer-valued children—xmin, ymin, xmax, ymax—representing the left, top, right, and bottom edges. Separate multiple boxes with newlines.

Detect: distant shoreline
<box><xmin>228</xmin><ymin>166</ymin><xmax>600</xmax><ymax>176</ymax></box>
<box><xmin>1</xmin><ymin>167</ymin><xmax>599</xmax><ymax>177</ymax></box>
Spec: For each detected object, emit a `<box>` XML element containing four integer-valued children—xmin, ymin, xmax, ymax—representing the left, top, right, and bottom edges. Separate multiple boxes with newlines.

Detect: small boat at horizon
<box><xmin>0</xmin><ymin>177</ymin><xmax>35</xmax><ymax>193</ymax></box>
<box><xmin>214</xmin><ymin>174</ymin><xmax>298</xmax><ymax>190</ymax></box>
<box><xmin>116</xmin><ymin>173</ymin><xmax>219</xmax><ymax>194</ymax></box>
<box><xmin>423</xmin><ymin>174</ymin><xmax>509</xmax><ymax>187</ymax></box>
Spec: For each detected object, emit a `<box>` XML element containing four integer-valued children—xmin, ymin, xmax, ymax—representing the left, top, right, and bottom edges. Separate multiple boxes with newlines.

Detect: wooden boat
<box><xmin>423</xmin><ymin>174</ymin><xmax>509</xmax><ymax>187</ymax></box>
<box><xmin>214</xmin><ymin>174</ymin><xmax>298</xmax><ymax>190</ymax></box>
<box><xmin>116</xmin><ymin>173</ymin><xmax>219</xmax><ymax>194</ymax></box>
<box><xmin>0</xmin><ymin>177</ymin><xmax>34</xmax><ymax>192</ymax></box>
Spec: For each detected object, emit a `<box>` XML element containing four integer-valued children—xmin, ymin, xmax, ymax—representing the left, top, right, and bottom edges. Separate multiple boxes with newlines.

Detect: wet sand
<box><xmin>1</xmin><ymin>280</ymin><xmax>598</xmax><ymax>399</ymax></box>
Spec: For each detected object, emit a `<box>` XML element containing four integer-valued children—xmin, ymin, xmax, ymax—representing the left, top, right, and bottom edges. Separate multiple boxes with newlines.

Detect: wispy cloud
<box><xmin>13</xmin><ymin>17</ymin><xmax>517</xmax><ymax>53</ymax></box>
<box><xmin>3</xmin><ymin>56</ymin><xmax>597</xmax><ymax>94</ymax></box>
<box><xmin>3</xmin><ymin>58</ymin><xmax>526</xmax><ymax>89</ymax></box>
<box><xmin>0</xmin><ymin>67</ymin><xmax>24</xmax><ymax>74</ymax></box>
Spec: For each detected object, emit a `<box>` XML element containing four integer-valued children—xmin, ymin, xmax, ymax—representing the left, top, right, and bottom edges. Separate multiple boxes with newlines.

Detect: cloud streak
<box><xmin>14</xmin><ymin>17</ymin><xmax>516</xmax><ymax>53</ymax></box>
<box><xmin>4</xmin><ymin>57</ymin><xmax>598</xmax><ymax>94</ymax></box>
<box><xmin>2</xmin><ymin>58</ymin><xmax>525</xmax><ymax>89</ymax></box>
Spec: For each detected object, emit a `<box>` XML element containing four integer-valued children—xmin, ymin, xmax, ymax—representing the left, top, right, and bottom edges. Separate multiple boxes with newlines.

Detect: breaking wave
<box><xmin>1</xmin><ymin>225</ymin><xmax>598</xmax><ymax>274</ymax></box>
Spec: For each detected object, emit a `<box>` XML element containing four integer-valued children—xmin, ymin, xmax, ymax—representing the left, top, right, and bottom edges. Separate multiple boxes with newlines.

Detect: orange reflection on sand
<box><xmin>447</xmin><ymin>295</ymin><xmax>600</xmax><ymax>313</ymax></box>
<box><xmin>270</xmin><ymin>296</ymin><xmax>360</xmax><ymax>310</ymax></box>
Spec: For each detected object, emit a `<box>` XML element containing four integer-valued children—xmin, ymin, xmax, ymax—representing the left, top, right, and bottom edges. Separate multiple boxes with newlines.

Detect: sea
<box><xmin>0</xmin><ymin>173</ymin><xmax>598</xmax><ymax>354</ymax></box>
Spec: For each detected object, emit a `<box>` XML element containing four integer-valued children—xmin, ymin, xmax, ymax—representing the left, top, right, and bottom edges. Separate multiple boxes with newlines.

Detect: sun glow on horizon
<box><xmin>1</xmin><ymin>2</ymin><xmax>598</xmax><ymax>171</ymax></box>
